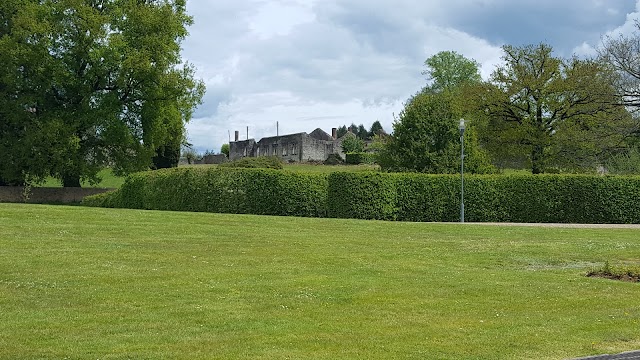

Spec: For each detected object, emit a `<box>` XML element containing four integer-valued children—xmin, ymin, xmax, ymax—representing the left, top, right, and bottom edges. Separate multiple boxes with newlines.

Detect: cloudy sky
<box><xmin>181</xmin><ymin>0</ymin><xmax>640</xmax><ymax>153</ymax></box>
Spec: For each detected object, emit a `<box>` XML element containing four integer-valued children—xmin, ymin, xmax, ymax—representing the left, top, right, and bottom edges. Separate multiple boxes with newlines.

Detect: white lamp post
<box><xmin>459</xmin><ymin>118</ymin><xmax>465</xmax><ymax>223</ymax></box>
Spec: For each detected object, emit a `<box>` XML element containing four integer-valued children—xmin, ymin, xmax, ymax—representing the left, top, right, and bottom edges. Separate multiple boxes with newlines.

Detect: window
<box><xmin>256</xmin><ymin>147</ymin><xmax>260</xmax><ymax>157</ymax></box>
<box><xmin>272</xmin><ymin>144</ymin><xmax>278</xmax><ymax>156</ymax></box>
<box><xmin>283</xmin><ymin>144</ymin><xmax>288</xmax><ymax>156</ymax></box>
<box><xmin>291</xmin><ymin>143</ymin><xmax>297</xmax><ymax>155</ymax></box>
<box><xmin>243</xmin><ymin>147</ymin><xmax>247</xmax><ymax>157</ymax></box>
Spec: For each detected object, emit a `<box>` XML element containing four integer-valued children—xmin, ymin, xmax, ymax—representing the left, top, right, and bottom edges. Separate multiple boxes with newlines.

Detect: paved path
<box><xmin>572</xmin><ymin>350</ymin><xmax>640</xmax><ymax>359</ymax></box>
<box><xmin>459</xmin><ymin>222</ymin><xmax>640</xmax><ymax>229</ymax></box>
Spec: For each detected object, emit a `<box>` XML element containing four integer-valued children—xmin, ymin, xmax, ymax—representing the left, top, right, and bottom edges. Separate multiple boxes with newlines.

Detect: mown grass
<box><xmin>39</xmin><ymin>168</ymin><xmax>125</xmax><ymax>188</ymax></box>
<box><xmin>1</xmin><ymin>204</ymin><xmax>639</xmax><ymax>359</ymax></box>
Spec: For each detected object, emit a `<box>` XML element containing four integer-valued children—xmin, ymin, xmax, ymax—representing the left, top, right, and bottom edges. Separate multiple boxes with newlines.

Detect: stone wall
<box><xmin>301</xmin><ymin>136</ymin><xmax>334</xmax><ymax>162</ymax></box>
<box><xmin>257</xmin><ymin>133</ymin><xmax>304</xmax><ymax>162</ymax></box>
<box><xmin>228</xmin><ymin>128</ymin><xmax>346</xmax><ymax>163</ymax></box>
<box><xmin>0</xmin><ymin>186</ymin><xmax>114</xmax><ymax>204</ymax></box>
<box><xmin>229</xmin><ymin>139</ymin><xmax>256</xmax><ymax>161</ymax></box>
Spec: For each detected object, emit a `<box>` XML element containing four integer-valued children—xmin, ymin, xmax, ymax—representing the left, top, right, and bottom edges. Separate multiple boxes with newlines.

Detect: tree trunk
<box><xmin>152</xmin><ymin>144</ymin><xmax>180</xmax><ymax>170</ymax></box>
<box><xmin>62</xmin><ymin>174</ymin><xmax>81</xmax><ymax>187</ymax></box>
<box><xmin>531</xmin><ymin>145</ymin><xmax>544</xmax><ymax>174</ymax></box>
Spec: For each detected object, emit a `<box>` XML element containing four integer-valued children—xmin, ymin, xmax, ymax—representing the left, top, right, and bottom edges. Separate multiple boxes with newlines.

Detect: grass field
<box><xmin>40</xmin><ymin>168</ymin><xmax>126</xmax><ymax>188</ymax></box>
<box><xmin>1</xmin><ymin>204</ymin><xmax>639</xmax><ymax>359</ymax></box>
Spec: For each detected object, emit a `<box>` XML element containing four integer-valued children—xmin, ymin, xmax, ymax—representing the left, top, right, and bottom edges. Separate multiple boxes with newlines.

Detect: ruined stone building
<box><xmin>229</xmin><ymin>128</ymin><xmax>349</xmax><ymax>162</ymax></box>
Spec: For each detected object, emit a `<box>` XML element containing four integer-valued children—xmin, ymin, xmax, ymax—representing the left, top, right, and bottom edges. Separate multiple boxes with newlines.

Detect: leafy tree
<box><xmin>378</xmin><ymin>51</ymin><xmax>491</xmax><ymax>173</ymax></box>
<box><xmin>356</xmin><ymin>124</ymin><xmax>368</xmax><ymax>140</ymax></box>
<box><xmin>336</xmin><ymin>125</ymin><xmax>348</xmax><ymax>138</ymax></box>
<box><xmin>480</xmin><ymin>43</ymin><xmax>632</xmax><ymax>173</ymax></box>
<box><xmin>0</xmin><ymin>0</ymin><xmax>204</xmax><ymax>186</ymax></box>
<box><xmin>221</xmin><ymin>143</ymin><xmax>230</xmax><ymax>157</ymax></box>
<box><xmin>369</xmin><ymin>120</ymin><xmax>384</xmax><ymax>138</ymax></box>
<box><xmin>378</xmin><ymin>90</ymin><xmax>494</xmax><ymax>174</ymax></box>
<box><xmin>600</xmin><ymin>24</ymin><xmax>640</xmax><ymax>111</ymax></box>
<box><xmin>422</xmin><ymin>51</ymin><xmax>482</xmax><ymax>92</ymax></box>
<box><xmin>341</xmin><ymin>134</ymin><xmax>365</xmax><ymax>153</ymax></box>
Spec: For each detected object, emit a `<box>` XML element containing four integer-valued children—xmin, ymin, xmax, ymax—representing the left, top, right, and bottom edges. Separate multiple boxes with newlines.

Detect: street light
<box><xmin>459</xmin><ymin>118</ymin><xmax>465</xmax><ymax>223</ymax></box>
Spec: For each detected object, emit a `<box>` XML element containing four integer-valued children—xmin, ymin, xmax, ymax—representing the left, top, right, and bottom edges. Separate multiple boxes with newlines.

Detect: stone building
<box><xmin>229</xmin><ymin>128</ymin><xmax>349</xmax><ymax>162</ymax></box>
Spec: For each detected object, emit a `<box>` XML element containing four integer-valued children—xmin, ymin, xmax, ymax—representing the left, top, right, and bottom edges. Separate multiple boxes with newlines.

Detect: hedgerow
<box><xmin>85</xmin><ymin>167</ymin><xmax>328</xmax><ymax>217</ymax></box>
<box><xmin>217</xmin><ymin>156</ymin><xmax>283</xmax><ymax>169</ymax></box>
<box><xmin>345</xmin><ymin>152</ymin><xmax>376</xmax><ymax>165</ymax></box>
<box><xmin>83</xmin><ymin>169</ymin><xmax>640</xmax><ymax>224</ymax></box>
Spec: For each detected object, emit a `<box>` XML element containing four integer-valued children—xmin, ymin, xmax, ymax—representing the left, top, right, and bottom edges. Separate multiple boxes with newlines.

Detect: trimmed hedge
<box><xmin>85</xmin><ymin>167</ymin><xmax>328</xmax><ymax>217</ymax></box>
<box><xmin>345</xmin><ymin>152</ymin><xmax>376</xmax><ymax>165</ymax></box>
<box><xmin>327</xmin><ymin>172</ymin><xmax>397</xmax><ymax>220</ymax></box>
<box><xmin>84</xmin><ymin>169</ymin><xmax>640</xmax><ymax>224</ymax></box>
<box><xmin>218</xmin><ymin>156</ymin><xmax>283</xmax><ymax>169</ymax></box>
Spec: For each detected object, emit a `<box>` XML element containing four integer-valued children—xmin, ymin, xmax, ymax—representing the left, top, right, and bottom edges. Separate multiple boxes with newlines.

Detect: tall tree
<box><xmin>481</xmin><ymin>43</ymin><xmax>631</xmax><ymax>173</ymax></box>
<box><xmin>422</xmin><ymin>51</ymin><xmax>482</xmax><ymax>92</ymax></box>
<box><xmin>0</xmin><ymin>0</ymin><xmax>204</xmax><ymax>186</ymax></box>
<box><xmin>336</xmin><ymin>125</ymin><xmax>348</xmax><ymax>138</ymax></box>
<box><xmin>369</xmin><ymin>120</ymin><xmax>384</xmax><ymax>138</ymax></box>
<box><xmin>378</xmin><ymin>90</ymin><xmax>494</xmax><ymax>174</ymax></box>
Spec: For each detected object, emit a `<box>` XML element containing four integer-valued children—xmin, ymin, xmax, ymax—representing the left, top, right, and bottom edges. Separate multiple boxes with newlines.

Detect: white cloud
<box><xmin>181</xmin><ymin>0</ymin><xmax>638</xmax><ymax>153</ymax></box>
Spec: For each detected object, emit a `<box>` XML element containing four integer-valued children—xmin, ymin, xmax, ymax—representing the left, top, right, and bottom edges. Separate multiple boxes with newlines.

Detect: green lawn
<box><xmin>39</xmin><ymin>168</ymin><xmax>126</xmax><ymax>188</ymax></box>
<box><xmin>1</xmin><ymin>204</ymin><xmax>639</xmax><ymax>359</ymax></box>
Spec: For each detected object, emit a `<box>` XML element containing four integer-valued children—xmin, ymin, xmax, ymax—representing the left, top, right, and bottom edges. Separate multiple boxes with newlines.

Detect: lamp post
<box><xmin>459</xmin><ymin>118</ymin><xmax>465</xmax><ymax>223</ymax></box>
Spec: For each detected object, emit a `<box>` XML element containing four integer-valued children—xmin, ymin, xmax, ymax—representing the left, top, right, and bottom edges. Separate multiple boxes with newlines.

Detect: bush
<box><xmin>324</xmin><ymin>153</ymin><xmax>344</xmax><ymax>165</ymax></box>
<box><xmin>606</xmin><ymin>149</ymin><xmax>640</xmax><ymax>175</ymax></box>
<box><xmin>341</xmin><ymin>135</ymin><xmax>365</xmax><ymax>153</ymax></box>
<box><xmin>218</xmin><ymin>156</ymin><xmax>283</xmax><ymax>169</ymax></box>
<box><xmin>327</xmin><ymin>172</ymin><xmax>397</xmax><ymax>220</ymax></box>
<box><xmin>84</xmin><ymin>169</ymin><xmax>640</xmax><ymax>224</ymax></box>
<box><xmin>83</xmin><ymin>167</ymin><xmax>328</xmax><ymax>217</ymax></box>
<box><xmin>345</xmin><ymin>152</ymin><xmax>376</xmax><ymax>165</ymax></box>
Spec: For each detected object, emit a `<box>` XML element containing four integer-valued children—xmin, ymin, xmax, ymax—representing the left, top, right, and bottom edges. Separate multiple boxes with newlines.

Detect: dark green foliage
<box><xmin>220</xmin><ymin>144</ymin><xmax>230</xmax><ymax>157</ymax></box>
<box><xmin>84</xmin><ymin>167</ymin><xmax>329</xmax><ymax>217</ymax></box>
<box><xmin>152</xmin><ymin>144</ymin><xmax>181</xmax><ymax>169</ymax></box>
<box><xmin>369</xmin><ymin>121</ymin><xmax>384</xmax><ymax>138</ymax></box>
<box><xmin>0</xmin><ymin>0</ymin><xmax>204</xmax><ymax>186</ymax></box>
<box><xmin>341</xmin><ymin>135</ymin><xmax>365</xmax><ymax>153</ymax></box>
<box><xmin>84</xmin><ymin>169</ymin><xmax>640</xmax><ymax>224</ymax></box>
<box><xmin>218</xmin><ymin>156</ymin><xmax>283</xmax><ymax>169</ymax></box>
<box><xmin>379</xmin><ymin>90</ymin><xmax>495</xmax><ymax>174</ymax></box>
<box><xmin>327</xmin><ymin>172</ymin><xmax>397</xmax><ymax>220</ymax></box>
<box><xmin>336</xmin><ymin>125</ymin><xmax>348</xmax><ymax>138</ymax></box>
<box><xmin>345</xmin><ymin>152</ymin><xmax>376</xmax><ymax>165</ymax></box>
<box><xmin>324</xmin><ymin>153</ymin><xmax>344</xmax><ymax>165</ymax></box>
<box><xmin>606</xmin><ymin>149</ymin><xmax>640</xmax><ymax>174</ymax></box>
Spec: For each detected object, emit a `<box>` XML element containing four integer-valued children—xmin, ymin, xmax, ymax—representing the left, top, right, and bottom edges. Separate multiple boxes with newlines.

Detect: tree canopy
<box><xmin>378</xmin><ymin>90</ymin><xmax>494</xmax><ymax>174</ymax></box>
<box><xmin>479</xmin><ymin>43</ymin><xmax>632</xmax><ymax>173</ymax></box>
<box><xmin>0</xmin><ymin>0</ymin><xmax>204</xmax><ymax>186</ymax></box>
<box><xmin>379</xmin><ymin>51</ymin><xmax>492</xmax><ymax>174</ymax></box>
<box><xmin>422</xmin><ymin>51</ymin><xmax>482</xmax><ymax>92</ymax></box>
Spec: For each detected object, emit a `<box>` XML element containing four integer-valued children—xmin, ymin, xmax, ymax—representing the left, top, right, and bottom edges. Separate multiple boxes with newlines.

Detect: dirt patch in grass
<box><xmin>587</xmin><ymin>263</ymin><xmax>640</xmax><ymax>283</ymax></box>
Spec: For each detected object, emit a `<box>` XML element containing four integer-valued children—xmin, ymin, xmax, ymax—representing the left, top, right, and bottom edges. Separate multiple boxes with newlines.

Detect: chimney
<box><xmin>332</xmin><ymin>128</ymin><xmax>337</xmax><ymax>140</ymax></box>
<box><xmin>234</xmin><ymin>131</ymin><xmax>239</xmax><ymax>142</ymax></box>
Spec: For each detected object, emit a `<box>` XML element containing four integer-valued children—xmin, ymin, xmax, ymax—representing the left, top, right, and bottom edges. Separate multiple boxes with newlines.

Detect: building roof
<box><xmin>309</xmin><ymin>128</ymin><xmax>332</xmax><ymax>141</ymax></box>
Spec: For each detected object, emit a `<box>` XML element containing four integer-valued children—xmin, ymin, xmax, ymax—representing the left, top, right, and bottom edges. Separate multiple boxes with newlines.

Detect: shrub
<box><xmin>324</xmin><ymin>153</ymin><xmax>344</xmax><ymax>165</ymax></box>
<box><xmin>341</xmin><ymin>135</ymin><xmax>365</xmax><ymax>153</ymax></box>
<box><xmin>218</xmin><ymin>156</ymin><xmax>283</xmax><ymax>169</ymax></box>
<box><xmin>84</xmin><ymin>169</ymin><xmax>640</xmax><ymax>224</ymax></box>
<box><xmin>345</xmin><ymin>152</ymin><xmax>376</xmax><ymax>165</ymax></box>
<box><xmin>83</xmin><ymin>167</ymin><xmax>328</xmax><ymax>217</ymax></box>
<box><xmin>327</xmin><ymin>172</ymin><xmax>397</xmax><ymax>220</ymax></box>
<box><xmin>606</xmin><ymin>149</ymin><xmax>640</xmax><ymax>175</ymax></box>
